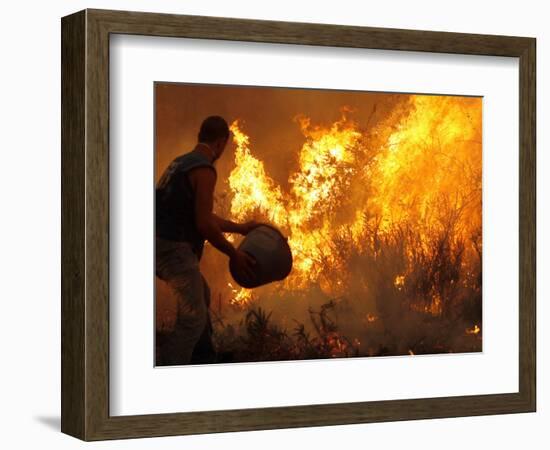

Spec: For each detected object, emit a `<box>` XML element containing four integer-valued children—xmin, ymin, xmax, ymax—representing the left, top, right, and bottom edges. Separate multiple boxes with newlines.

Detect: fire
<box><xmin>410</xmin><ymin>293</ymin><xmax>443</xmax><ymax>316</ymax></box>
<box><xmin>227</xmin><ymin>282</ymin><xmax>254</xmax><ymax>306</ymax></box>
<box><xmin>394</xmin><ymin>275</ymin><xmax>405</xmax><ymax>290</ymax></box>
<box><xmin>226</xmin><ymin>94</ymin><xmax>481</xmax><ymax>312</ymax></box>
<box><xmin>373</xmin><ymin>95</ymin><xmax>482</xmax><ymax>243</ymax></box>
<box><xmin>229</xmin><ymin>112</ymin><xmax>366</xmax><ymax>289</ymax></box>
<box><xmin>366</xmin><ymin>313</ymin><xmax>378</xmax><ymax>323</ymax></box>
<box><xmin>466</xmin><ymin>324</ymin><xmax>481</xmax><ymax>335</ymax></box>
<box><xmin>289</xmin><ymin>113</ymin><xmax>361</xmax><ymax>226</ymax></box>
<box><xmin>229</xmin><ymin>121</ymin><xmax>287</xmax><ymax>226</ymax></box>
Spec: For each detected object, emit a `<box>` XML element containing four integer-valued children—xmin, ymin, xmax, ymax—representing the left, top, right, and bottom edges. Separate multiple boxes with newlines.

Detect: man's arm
<box><xmin>213</xmin><ymin>214</ymin><xmax>242</xmax><ymax>234</ymax></box>
<box><xmin>191</xmin><ymin>168</ymin><xmax>236</xmax><ymax>258</ymax></box>
<box><xmin>213</xmin><ymin>214</ymin><xmax>260</xmax><ymax>235</ymax></box>
<box><xmin>190</xmin><ymin>167</ymin><xmax>256</xmax><ymax>279</ymax></box>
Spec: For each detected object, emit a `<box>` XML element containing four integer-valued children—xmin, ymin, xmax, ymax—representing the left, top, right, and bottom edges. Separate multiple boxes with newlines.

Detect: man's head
<box><xmin>197</xmin><ymin>116</ymin><xmax>230</xmax><ymax>161</ymax></box>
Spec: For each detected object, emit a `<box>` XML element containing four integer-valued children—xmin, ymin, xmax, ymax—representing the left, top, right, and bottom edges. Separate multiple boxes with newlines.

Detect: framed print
<box><xmin>61</xmin><ymin>9</ymin><xmax>536</xmax><ymax>441</ymax></box>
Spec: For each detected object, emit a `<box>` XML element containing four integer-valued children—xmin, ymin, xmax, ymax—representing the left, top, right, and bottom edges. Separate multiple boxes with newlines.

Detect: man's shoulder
<box><xmin>172</xmin><ymin>151</ymin><xmax>194</xmax><ymax>165</ymax></box>
<box><xmin>160</xmin><ymin>151</ymin><xmax>216</xmax><ymax>190</ymax></box>
<box><xmin>188</xmin><ymin>165</ymin><xmax>217</xmax><ymax>187</ymax></box>
<box><xmin>176</xmin><ymin>151</ymin><xmax>215</xmax><ymax>168</ymax></box>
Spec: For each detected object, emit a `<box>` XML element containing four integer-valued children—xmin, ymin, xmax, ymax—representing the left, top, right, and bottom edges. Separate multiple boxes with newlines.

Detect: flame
<box><xmin>410</xmin><ymin>293</ymin><xmax>443</xmax><ymax>316</ymax></box>
<box><xmin>394</xmin><ymin>275</ymin><xmax>405</xmax><ymax>290</ymax></box>
<box><xmin>466</xmin><ymin>324</ymin><xmax>481</xmax><ymax>335</ymax></box>
<box><xmin>228</xmin><ymin>121</ymin><xmax>287</xmax><ymax>226</ymax></box>
<box><xmin>373</xmin><ymin>95</ymin><xmax>482</xmax><ymax>241</ymax></box>
<box><xmin>229</xmin><ymin>112</ymin><xmax>366</xmax><ymax>289</ymax></box>
<box><xmin>227</xmin><ymin>282</ymin><xmax>254</xmax><ymax>306</ymax></box>
<box><xmin>226</xmin><ymin>95</ymin><xmax>481</xmax><ymax>311</ymax></box>
<box><xmin>366</xmin><ymin>313</ymin><xmax>378</xmax><ymax>323</ymax></box>
<box><xmin>289</xmin><ymin>113</ymin><xmax>361</xmax><ymax>226</ymax></box>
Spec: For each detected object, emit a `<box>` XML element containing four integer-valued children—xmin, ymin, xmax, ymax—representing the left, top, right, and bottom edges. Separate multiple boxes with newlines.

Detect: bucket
<box><xmin>229</xmin><ymin>224</ymin><xmax>293</xmax><ymax>288</ymax></box>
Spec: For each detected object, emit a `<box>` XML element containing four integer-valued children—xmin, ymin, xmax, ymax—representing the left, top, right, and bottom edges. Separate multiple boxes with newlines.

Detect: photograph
<box><xmin>154</xmin><ymin>83</ymin><xmax>483</xmax><ymax>366</ymax></box>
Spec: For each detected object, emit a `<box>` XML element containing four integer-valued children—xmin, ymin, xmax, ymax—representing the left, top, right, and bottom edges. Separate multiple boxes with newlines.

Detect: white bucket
<box><xmin>230</xmin><ymin>224</ymin><xmax>293</xmax><ymax>288</ymax></box>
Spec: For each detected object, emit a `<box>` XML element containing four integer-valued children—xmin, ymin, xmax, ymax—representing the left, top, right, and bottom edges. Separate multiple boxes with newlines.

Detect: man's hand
<box><xmin>239</xmin><ymin>220</ymin><xmax>262</xmax><ymax>236</ymax></box>
<box><xmin>230</xmin><ymin>249</ymin><xmax>257</xmax><ymax>282</ymax></box>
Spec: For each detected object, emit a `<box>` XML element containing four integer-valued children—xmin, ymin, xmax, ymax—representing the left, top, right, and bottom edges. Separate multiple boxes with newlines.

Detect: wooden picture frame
<box><xmin>61</xmin><ymin>8</ymin><xmax>536</xmax><ymax>441</ymax></box>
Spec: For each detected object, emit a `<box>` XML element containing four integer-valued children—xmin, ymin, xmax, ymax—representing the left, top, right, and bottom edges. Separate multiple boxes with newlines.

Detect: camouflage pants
<box><xmin>155</xmin><ymin>238</ymin><xmax>214</xmax><ymax>365</ymax></box>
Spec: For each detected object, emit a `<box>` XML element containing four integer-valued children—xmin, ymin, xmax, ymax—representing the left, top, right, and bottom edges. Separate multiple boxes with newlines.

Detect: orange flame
<box><xmin>226</xmin><ymin>95</ymin><xmax>481</xmax><ymax>308</ymax></box>
<box><xmin>366</xmin><ymin>313</ymin><xmax>378</xmax><ymax>323</ymax></box>
<box><xmin>227</xmin><ymin>282</ymin><xmax>254</xmax><ymax>306</ymax></box>
<box><xmin>229</xmin><ymin>121</ymin><xmax>287</xmax><ymax>226</ymax></box>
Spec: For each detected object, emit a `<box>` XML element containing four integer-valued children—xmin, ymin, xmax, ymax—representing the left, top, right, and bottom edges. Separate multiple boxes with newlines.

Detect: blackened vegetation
<box><xmin>211</xmin><ymin>301</ymin><xmax>359</xmax><ymax>363</ymax></box>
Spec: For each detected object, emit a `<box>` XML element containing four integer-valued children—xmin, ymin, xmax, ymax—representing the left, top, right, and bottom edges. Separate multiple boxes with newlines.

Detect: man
<box><xmin>156</xmin><ymin>115</ymin><xmax>258</xmax><ymax>365</ymax></box>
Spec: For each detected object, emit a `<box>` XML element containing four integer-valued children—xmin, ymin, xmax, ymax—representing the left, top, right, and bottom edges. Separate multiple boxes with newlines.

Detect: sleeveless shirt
<box><xmin>155</xmin><ymin>151</ymin><xmax>216</xmax><ymax>259</ymax></box>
